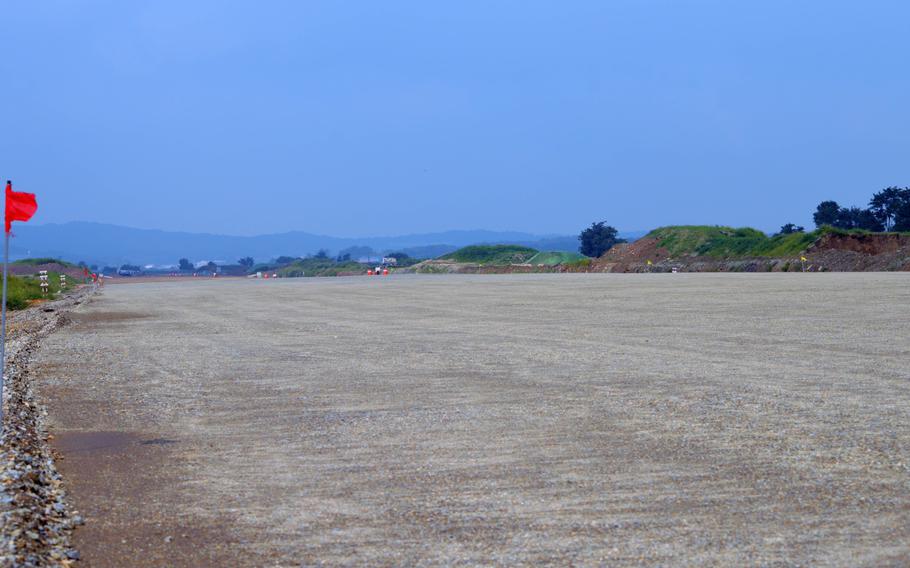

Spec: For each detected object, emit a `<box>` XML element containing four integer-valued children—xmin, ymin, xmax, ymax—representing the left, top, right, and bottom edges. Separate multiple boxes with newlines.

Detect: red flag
<box><xmin>5</xmin><ymin>181</ymin><xmax>37</xmax><ymax>233</ymax></box>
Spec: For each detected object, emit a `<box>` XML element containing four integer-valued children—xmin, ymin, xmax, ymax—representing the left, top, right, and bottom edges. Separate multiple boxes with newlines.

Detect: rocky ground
<box><xmin>0</xmin><ymin>287</ymin><xmax>94</xmax><ymax>567</ymax></box>
<box><xmin>29</xmin><ymin>274</ymin><xmax>910</xmax><ymax>566</ymax></box>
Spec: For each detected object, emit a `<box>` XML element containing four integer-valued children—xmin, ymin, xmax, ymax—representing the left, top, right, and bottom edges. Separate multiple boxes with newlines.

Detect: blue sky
<box><xmin>1</xmin><ymin>1</ymin><xmax>908</xmax><ymax>237</ymax></box>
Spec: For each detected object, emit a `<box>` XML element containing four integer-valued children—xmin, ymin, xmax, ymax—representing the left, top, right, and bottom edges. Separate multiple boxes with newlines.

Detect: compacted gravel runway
<box><xmin>31</xmin><ymin>273</ymin><xmax>910</xmax><ymax>566</ymax></box>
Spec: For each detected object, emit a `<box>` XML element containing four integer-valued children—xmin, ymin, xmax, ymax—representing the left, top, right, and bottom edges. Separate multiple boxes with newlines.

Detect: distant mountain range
<box><xmin>9</xmin><ymin>222</ymin><xmax>645</xmax><ymax>267</ymax></box>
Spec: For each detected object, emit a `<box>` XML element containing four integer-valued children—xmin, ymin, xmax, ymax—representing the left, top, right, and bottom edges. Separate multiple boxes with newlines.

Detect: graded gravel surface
<box><xmin>31</xmin><ymin>274</ymin><xmax>910</xmax><ymax>566</ymax></box>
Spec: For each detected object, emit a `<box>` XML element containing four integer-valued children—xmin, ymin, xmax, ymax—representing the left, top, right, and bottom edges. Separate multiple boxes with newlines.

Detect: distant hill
<box><xmin>9</xmin><ymin>222</ymin><xmax>641</xmax><ymax>266</ymax></box>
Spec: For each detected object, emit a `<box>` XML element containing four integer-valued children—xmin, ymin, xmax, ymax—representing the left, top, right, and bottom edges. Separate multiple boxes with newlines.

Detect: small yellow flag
<box><xmin>646</xmin><ymin>260</ymin><xmax>653</xmax><ymax>265</ymax></box>
<box><xmin>800</xmin><ymin>256</ymin><xmax>807</xmax><ymax>262</ymax></box>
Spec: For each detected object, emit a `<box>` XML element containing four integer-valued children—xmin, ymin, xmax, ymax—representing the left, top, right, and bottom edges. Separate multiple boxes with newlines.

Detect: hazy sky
<box><xmin>1</xmin><ymin>1</ymin><xmax>908</xmax><ymax>237</ymax></box>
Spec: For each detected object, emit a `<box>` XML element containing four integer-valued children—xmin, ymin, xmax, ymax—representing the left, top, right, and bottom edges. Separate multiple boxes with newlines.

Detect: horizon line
<box><xmin>25</xmin><ymin>220</ymin><xmax>647</xmax><ymax>241</ymax></box>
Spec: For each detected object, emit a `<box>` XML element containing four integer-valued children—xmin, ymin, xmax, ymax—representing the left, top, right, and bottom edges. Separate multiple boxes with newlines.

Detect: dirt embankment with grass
<box><xmin>592</xmin><ymin>226</ymin><xmax>910</xmax><ymax>273</ymax></box>
<box><xmin>405</xmin><ymin>245</ymin><xmax>591</xmax><ymax>274</ymax></box>
<box><xmin>9</xmin><ymin>260</ymin><xmax>86</xmax><ymax>281</ymax></box>
<box><xmin>6</xmin><ymin>275</ymin><xmax>70</xmax><ymax>311</ymax></box>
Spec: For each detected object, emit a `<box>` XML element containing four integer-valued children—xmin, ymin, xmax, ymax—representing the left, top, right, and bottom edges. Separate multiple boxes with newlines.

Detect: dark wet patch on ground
<box><xmin>140</xmin><ymin>438</ymin><xmax>178</xmax><ymax>446</ymax></box>
<box><xmin>49</xmin><ymin>429</ymin><xmax>240</xmax><ymax>567</ymax></box>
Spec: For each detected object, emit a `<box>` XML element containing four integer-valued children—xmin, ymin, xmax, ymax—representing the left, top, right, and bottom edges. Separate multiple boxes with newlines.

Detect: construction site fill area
<box><xmin>33</xmin><ymin>273</ymin><xmax>910</xmax><ymax>566</ymax></box>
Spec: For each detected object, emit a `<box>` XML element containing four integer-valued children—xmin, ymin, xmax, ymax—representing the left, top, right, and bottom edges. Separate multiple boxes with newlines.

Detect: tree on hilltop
<box><xmin>178</xmin><ymin>258</ymin><xmax>193</xmax><ymax>271</ymax></box>
<box><xmin>869</xmin><ymin>187</ymin><xmax>910</xmax><ymax>231</ymax></box>
<box><xmin>813</xmin><ymin>201</ymin><xmax>841</xmax><ymax>228</ymax></box>
<box><xmin>238</xmin><ymin>257</ymin><xmax>254</xmax><ymax>268</ymax></box>
<box><xmin>578</xmin><ymin>222</ymin><xmax>625</xmax><ymax>257</ymax></box>
<box><xmin>813</xmin><ymin>200</ymin><xmax>882</xmax><ymax>231</ymax></box>
<box><xmin>894</xmin><ymin>200</ymin><xmax>910</xmax><ymax>232</ymax></box>
<box><xmin>836</xmin><ymin>207</ymin><xmax>883</xmax><ymax>231</ymax></box>
<box><xmin>778</xmin><ymin>223</ymin><xmax>804</xmax><ymax>235</ymax></box>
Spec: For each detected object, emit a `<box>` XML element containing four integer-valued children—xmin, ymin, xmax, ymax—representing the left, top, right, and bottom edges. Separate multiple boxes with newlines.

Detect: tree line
<box><xmin>576</xmin><ymin>186</ymin><xmax>909</xmax><ymax>259</ymax></box>
<box><xmin>813</xmin><ymin>186</ymin><xmax>910</xmax><ymax>232</ymax></box>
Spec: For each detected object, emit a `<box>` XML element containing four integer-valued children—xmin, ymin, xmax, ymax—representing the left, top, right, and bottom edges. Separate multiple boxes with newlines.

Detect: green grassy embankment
<box><xmin>646</xmin><ymin>226</ymin><xmax>822</xmax><ymax>258</ymax></box>
<box><xmin>12</xmin><ymin>258</ymin><xmax>77</xmax><ymax>267</ymax></box>
<box><xmin>525</xmin><ymin>251</ymin><xmax>587</xmax><ymax>266</ymax></box>
<box><xmin>276</xmin><ymin>258</ymin><xmax>365</xmax><ymax>277</ymax></box>
<box><xmin>5</xmin><ymin>272</ymin><xmax>64</xmax><ymax>309</ymax></box>
<box><xmin>439</xmin><ymin>245</ymin><xmax>538</xmax><ymax>265</ymax></box>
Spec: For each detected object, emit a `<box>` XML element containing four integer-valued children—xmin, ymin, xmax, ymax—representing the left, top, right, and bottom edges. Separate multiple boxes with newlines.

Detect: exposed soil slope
<box><xmin>593</xmin><ymin>229</ymin><xmax>910</xmax><ymax>272</ymax></box>
<box><xmin>805</xmin><ymin>232</ymin><xmax>910</xmax><ymax>271</ymax></box>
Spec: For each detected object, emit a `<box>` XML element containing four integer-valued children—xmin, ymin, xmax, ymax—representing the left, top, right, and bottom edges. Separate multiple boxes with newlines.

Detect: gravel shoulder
<box><xmin>0</xmin><ymin>287</ymin><xmax>95</xmax><ymax>566</ymax></box>
<box><xmin>30</xmin><ymin>274</ymin><xmax>910</xmax><ymax>566</ymax></box>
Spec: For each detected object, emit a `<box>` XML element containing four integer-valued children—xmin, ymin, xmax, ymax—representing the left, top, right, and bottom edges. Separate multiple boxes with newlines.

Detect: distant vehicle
<box><xmin>117</xmin><ymin>268</ymin><xmax>141</xmax><ymax>277</ymax></box>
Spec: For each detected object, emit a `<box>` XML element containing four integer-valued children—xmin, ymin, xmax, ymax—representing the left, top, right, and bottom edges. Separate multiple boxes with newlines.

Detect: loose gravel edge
<box><xmin>0</xmin><ymin>288</ymin><xmax>95</xmax><ymax>567</ymax></box>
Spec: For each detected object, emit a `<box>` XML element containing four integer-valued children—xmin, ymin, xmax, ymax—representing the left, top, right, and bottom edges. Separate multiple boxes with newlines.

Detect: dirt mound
<box><xmin>805</xmin><ymin>233</ymin><xmax>910</xmax><ymax>271</ymax></box>
<box><xmin>411</xmin><ymin>232</ymin><xmax>910</xmax><ymax>274</ymax></box>
<box><xmin>593</xmin><ymin>232</ymin><xmax>910</xmax><ymax>272</ymax></box>
<box><xmin>809</xmin><ymin>232</ymin><xmax>909</xmax><ymax>255</ymax></box>
<box><xmin>591</xmin><ymin>239</ymin><xmax>670</xmax><ymax>272</ymax></box>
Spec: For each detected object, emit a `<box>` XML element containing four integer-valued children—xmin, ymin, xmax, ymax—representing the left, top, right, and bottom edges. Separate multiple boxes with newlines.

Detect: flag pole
<box><xmin>1</xmin><ymin>182</ymin><xmax>8</xmax><ymax>426</ymax></box>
